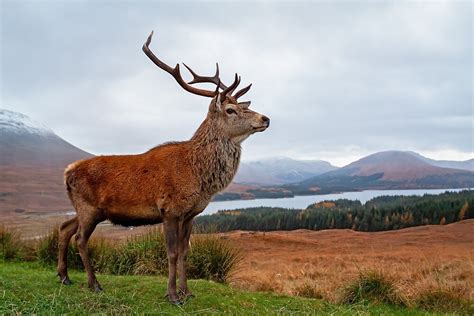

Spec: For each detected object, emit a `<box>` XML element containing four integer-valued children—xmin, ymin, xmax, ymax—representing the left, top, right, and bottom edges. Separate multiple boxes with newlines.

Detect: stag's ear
<box><xmin>238</xmin><ymin>101</ymin><xmax>251</xmax><ymax>109</ymax></box>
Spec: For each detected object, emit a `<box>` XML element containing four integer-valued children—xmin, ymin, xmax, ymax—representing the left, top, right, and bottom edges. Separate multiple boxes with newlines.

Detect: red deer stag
<box><xmin>57</xmin><ymin>31</ymin><xmax>270</xmax><ymax>304</ymax></box>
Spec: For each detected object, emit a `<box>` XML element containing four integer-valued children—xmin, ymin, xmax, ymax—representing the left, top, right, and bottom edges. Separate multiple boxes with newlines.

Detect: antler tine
<box><xmin>214</xmin><ymin>79</ymin><xmax>221</xmax><ymax>95</ymax></box>
<box><xmin>220</xmin><ymin>74</ymin><xmax>240</xmax><ymax>100</ymax></box>
<box><xmin>233</xmin><ymin>83</ymin><xmax>252</xmax><ymax>99</ymax></box>
<box><xmin>228</xmin><ymin>76</ymin><xmax>241</xmax><ymax>96</ymax></box>
<box><xmin>183</xmin><ymin>62</ymin><xmax>228</xmax><ymax>90</ymax></box>
<box><xmin>142</xmin><ymin>31</ymin><xmax>216</xmax><ymax>98</ymax></box>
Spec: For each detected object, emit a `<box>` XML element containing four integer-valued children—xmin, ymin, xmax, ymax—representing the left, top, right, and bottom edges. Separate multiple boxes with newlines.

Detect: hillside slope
<box><xmin>408</xmin><ymin>151</ymin><xmax>474</xmax><ymax>171</ymax></box>
<box><xmin>0</xmin><ymin>109</ymin><xmax>92</xmax><ymax>212</ymax></box>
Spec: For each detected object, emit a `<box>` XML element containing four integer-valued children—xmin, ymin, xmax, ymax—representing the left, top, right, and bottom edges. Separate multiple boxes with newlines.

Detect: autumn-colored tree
<box><xmin>439</xmin><ymin>217</ymin><xmax>446</xmax><ymax>225</ymax></box>
<box><xmin>458</xmin><ymin>201</ymin><xmax>469</xmax><ymax>220</ymax></box>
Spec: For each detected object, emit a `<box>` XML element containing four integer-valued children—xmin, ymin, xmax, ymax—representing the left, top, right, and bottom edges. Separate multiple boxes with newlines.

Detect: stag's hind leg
<box><xmin>72</xmin><ymin>198</ymin><xmax>104</xmax><ymax>292</ymax></box>
<box><xmin>57</xmin><ymin>216</ymin><xmax>78</xmax><ymax>285</ymax></box>
<box><xmin>76</xmin><ymin>218</ymin><xmax>102</xmax><ymax>292</ymax></box>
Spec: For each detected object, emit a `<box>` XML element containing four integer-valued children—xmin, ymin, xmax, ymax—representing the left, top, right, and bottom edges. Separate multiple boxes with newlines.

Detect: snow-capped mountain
<box><xmin>0</xmin><ymin>109</ymin><xmax>92</xmax><ymax>213</ymax></box>
<box><xmin>0</xmin><ymin>109</ymin><xmax>91</xmax><ymax>166</ymax></box>
<box><xmin>0</xmin><ymin>109</ymin><xmax>54</xmax><ymax>136</ymax></box>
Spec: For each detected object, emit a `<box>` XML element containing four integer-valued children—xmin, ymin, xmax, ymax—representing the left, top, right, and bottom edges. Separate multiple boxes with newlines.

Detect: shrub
<box><xmin>0</xmin><ymin>225</ymin><xmax>23</xmax><ymax>260</ymax></box>
<box><xmin>416</xmin><ymin>288</ymin><xmax>473</xmax><ymax>313</ymax></box>
<box><xmin>340</xmin><ymin>270</ymin><xmax>404</xmax><ymax>306</ymax></box>
<box><xmin>187</xmin><ymin>234</ymin><xmax>243</xmax><ymax>283</ymax></box>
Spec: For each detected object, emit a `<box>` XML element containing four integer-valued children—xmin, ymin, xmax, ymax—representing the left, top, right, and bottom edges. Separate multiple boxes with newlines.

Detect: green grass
<box><xmin>340</xmin><ymin>270</ymin><xmax>405</xmax><ymax>306</ymax></box>
<box><xmin>0</xmin><ymin>262</ymin><xmax>431</xmax><ymax>315</ymax></box>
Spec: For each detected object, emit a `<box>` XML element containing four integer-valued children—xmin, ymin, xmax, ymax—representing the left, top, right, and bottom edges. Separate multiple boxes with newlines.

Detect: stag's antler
<box><xmin>185</xmin><ymin>66</ymin><xmax>252</xmax><ymax>101</ymax></box>
<box><xmin>183</xmin><ymin>63</ymin><xmax>228</xmax><ymax>90</ymax></box>
<box><xmin>143</xmin><ymin>31</ymin><xmax>216</xmax><ymax>98</ymax></box>
<box><xmin>143</xmin><ymin>31</ymin><xmax>252</xmax><ymax>100</ymax></box>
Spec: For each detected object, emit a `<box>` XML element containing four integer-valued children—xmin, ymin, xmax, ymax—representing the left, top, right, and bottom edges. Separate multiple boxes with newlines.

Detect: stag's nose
<box><xmin>261</xmin><ymin>115</ymin><xmax>270</xmax><ymax>126</ymax></box>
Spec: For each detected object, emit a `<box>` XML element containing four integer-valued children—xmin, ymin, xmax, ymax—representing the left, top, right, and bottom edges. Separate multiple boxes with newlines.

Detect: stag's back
<box><xmin>64</xmin><ymin>142</ymin><xmax>202</xmax><ymax>214</ymax></box>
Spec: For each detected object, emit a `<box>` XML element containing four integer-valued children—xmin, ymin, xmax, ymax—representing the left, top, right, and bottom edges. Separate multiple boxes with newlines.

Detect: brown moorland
<box><xmin>225</xmin><ymin>220</ymin><xmax>474</xmax><ymax>303</ymax></box>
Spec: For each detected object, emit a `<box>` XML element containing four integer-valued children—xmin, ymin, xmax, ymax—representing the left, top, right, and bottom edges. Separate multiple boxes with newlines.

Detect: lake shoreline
<box><xmin>213</xmin><ymin>186</ymin><xmax>473</xmax><ymax>203</ymax></box>
<box><xmin>204</xmin><ymin>187</ymin><xmax>471</xmax><ymax>215</ymax></box>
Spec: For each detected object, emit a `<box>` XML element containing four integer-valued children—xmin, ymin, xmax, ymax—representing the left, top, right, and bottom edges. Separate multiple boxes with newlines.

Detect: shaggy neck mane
<box><xmin>188</xmin><ymin>116</ymin><xmax>241</xmax><ymax>196</ymax></box>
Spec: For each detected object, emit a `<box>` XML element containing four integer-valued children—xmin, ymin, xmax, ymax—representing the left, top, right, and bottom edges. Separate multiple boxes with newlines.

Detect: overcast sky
<box><xmin>1</xmin><ymin>1</ymin><xmax>472</xmax><ymax>166</ymax></box>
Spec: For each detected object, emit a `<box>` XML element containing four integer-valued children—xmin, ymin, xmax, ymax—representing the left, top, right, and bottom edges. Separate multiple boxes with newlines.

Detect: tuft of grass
<box><xmin>340</xmin><ymin>270</ymin><xmax>405</xmax><ymax>306</ymax></box>
<box><xmin>97</xmin><ymin>227</ymin><xmax>168</xmax><ymax>276</ymax></box>
<box><xmin>36</xmin><ymin>224</ymin><xmax>61</xmax><ymax>265</ymax></box>
<box><xmin>294</xmin><ymin>282</ymin><xmax>324</xmax><ymax>299</ymax></box>
<box><xmin>415</xmin><ymin>287</ymin><xmax>473</xmax><ymax>313</ymax></box>
<box><xmin>36</xmin><ymin>224</ymin><xmax>83</xmax><ymax>270</ymax></box>
<box><xmin>33</xmin><ymin>226</ymin><xmax>241</xmax><ymax>284</ymax></box>
<box><xmin>252</xmin><ymin>276</ymin><xmax>284</xmax><ymax>293</ymax></box>
<box><xmin>0</xmin><ymin>225</ymin><xmax>24</xmax><ymax>260</ymax></box>
<box><xmin>188</xmin><ymin>234</ymin><xmax>243</xmax><ymax>283</ymax></box>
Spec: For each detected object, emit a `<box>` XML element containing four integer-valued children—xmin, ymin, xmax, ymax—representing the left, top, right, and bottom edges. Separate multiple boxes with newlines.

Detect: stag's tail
<box><xmin>64</xmin><ymin>160</ymin><xmax>85</xmax><ymax>193</ymax></box>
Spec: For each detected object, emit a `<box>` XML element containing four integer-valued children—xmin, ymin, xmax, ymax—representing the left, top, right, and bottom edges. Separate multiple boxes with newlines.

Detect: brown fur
<box><xmin>57</xmin><ymin>95</ymin><xmax>269</xmax><ymax>303</ymax></box>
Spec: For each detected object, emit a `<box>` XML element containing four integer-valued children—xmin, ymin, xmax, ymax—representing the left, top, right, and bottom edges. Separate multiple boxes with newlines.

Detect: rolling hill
<box><xmin>234</xmin><ymin>157</ymin><xmax>338</xmax><ymax>185</ymax></box>
<box><xmin>284</xmin><ymin>151</ymin><xmax>474</xmax><ymax>195</ymax></box>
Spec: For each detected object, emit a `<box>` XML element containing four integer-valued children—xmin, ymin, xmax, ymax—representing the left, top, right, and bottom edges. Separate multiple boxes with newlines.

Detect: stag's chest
<box><xmin>198</xmin><ymin>144</ymin><xmax>241</xmax><ymax>196</ymax></box>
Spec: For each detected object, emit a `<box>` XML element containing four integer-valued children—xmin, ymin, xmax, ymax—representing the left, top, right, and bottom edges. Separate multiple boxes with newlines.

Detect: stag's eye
<box><xmin>226</xmin><ymin>108</ymin><xmax>237</xmax><ymax>115</ymax></box>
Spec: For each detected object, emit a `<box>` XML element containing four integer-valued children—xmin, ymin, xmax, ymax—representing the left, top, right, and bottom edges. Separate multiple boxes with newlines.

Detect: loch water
<box><xmin>203</xmin><ymin>188</ymin><xmax>470</xmax><ymax>215</ymax></box>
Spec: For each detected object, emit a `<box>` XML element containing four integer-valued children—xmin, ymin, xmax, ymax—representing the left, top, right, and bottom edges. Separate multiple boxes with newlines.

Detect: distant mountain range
<box><xmin>0</xmin><ymin>109</ymin><xmax>472</xmax><ymax>210</ymax></box>
<box><xmin>234</xmin><ymin>157</ymin><xmax>338</xmax><ymax>185</ymax></box>
<box><xmin>282</xmin><ymin>151</ymin><xmax>474</xmax><ymax>195</ymax></box>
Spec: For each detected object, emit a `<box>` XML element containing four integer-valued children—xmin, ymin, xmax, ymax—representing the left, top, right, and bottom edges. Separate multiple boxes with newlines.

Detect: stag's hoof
<box><xmin>168</xmin><ymin>298</ymin><xmax>183</xmax><ymax>306</ymax></box>
<box><xmin>58</xmin><ymin>274</ymin><xmax>73</xmax><ymax>285</ymax></box>
<box><xmin>89</xmin><ymin>283</ymin><xmax>103</xmax><ymax>293</ymax></box>
<box><xmin>62</xmin><ymin>278</ymin><xmax>73</xmax><ymax>286</ymax></box>
<box><xmin>165</xmin><ymin>293</ymin><xmax>183</xmax><ymax>305</ymax></box>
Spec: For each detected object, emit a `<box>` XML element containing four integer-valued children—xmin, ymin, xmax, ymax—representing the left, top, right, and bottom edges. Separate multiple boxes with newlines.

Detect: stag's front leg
<box><xmin>163</xmin><ymin>216</ymin><xmax>181</xmax><ymax>304</ymax></box>
<box><xmin>178</xmin><ymin>218</ymin><xmax>193</xmax><ymax>298</ymax></box>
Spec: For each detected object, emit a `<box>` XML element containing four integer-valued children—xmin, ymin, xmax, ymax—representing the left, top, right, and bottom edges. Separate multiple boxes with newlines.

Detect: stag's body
<box><xmin>65</xmin><ymin>123</ymin><xmax>240</xmax><ymax>226</ymax></box>
<box><xmin>57</xmin><ymin>31</ymin><xmax>269</xmax><ymax>304</ymax></box>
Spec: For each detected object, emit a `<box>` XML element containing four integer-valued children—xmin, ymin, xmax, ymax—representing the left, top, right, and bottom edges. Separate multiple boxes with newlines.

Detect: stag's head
<box><xmin>142</xmin><ymin>31</ymin><xmax>270</xmax><ymax>143</ymax></box>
